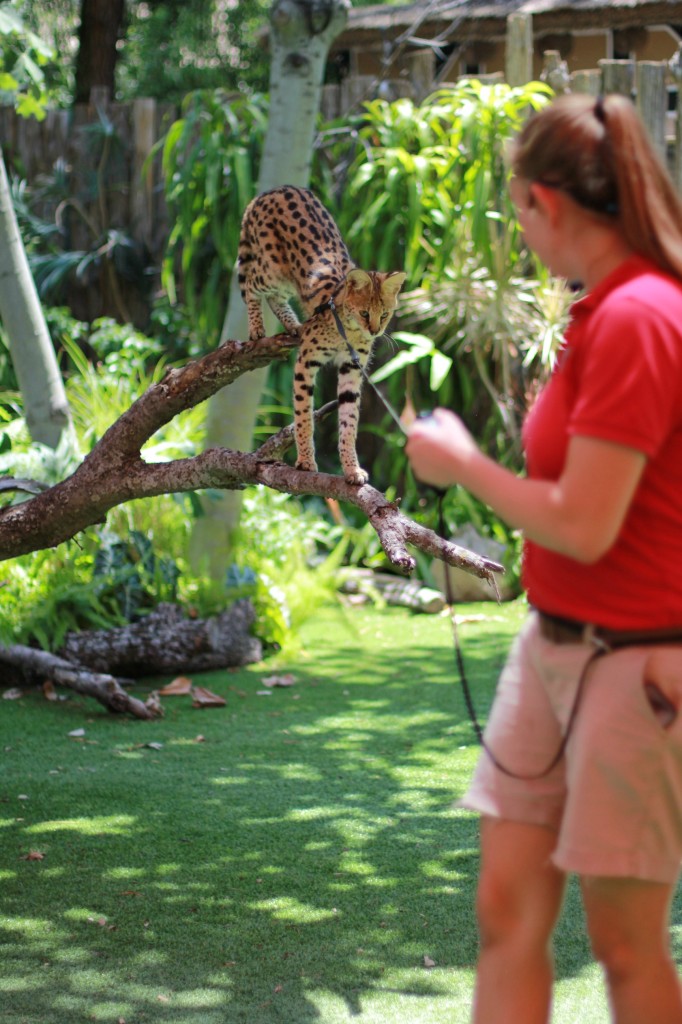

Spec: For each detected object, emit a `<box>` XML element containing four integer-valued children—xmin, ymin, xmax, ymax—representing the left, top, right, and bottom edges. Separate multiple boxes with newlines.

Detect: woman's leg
<box><xmin>472</xmin><ymin>816</ymin><xmax>567</xmax><ymax>1024</ymax></box>
<box><xmin>581</xmin><ymin>875</ymin><xmax>682</xmax><ymax>1024</ymax></box>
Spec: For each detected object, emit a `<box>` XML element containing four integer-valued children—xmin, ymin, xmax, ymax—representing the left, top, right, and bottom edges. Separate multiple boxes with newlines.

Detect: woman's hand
<box><xmin>406</xmin><ymin>411</ymin><xmax>646</xmax><ymax>563</ymax></box>
<box><xmin>405</xmin><ymin>408</ymin><xmax>480</xmax><ymax>490</ymax></box>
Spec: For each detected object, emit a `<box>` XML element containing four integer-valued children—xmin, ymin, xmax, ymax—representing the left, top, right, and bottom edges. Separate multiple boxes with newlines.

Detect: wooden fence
<box><xmin>0</xmin><ymin>88</ymin><xmax>177</xmax><ymax>324</ymax></box>
<box><xmin>542</xmin><ymin>54</ymin><xmax>682</xmax><ymax>192</ymax></box>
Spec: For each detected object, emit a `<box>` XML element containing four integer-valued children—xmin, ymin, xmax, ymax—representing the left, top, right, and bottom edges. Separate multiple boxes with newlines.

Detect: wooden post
<box><xmin>320</xmin><ymin>83</ymin><xmax>341</xmax><ymax>120</ymax></box>
<box><xmin>89</xmin><ymin>85</ymin><xmax>111</xmax><ymax>111</ymax></box>
<box><xmin>340</xmin><ymin>74</ymin><xmax>376</xmax><ymax>114</ymax></box>
<box><xmin>44</xmin><ymin>109</ymin><xmax>69</xmax><ymax>172</ymax></box>
<box><xmin>407</xmin><ymin>49</ymin><xmax>436</xmax><ymax>102</ymax></box>
<box><xmin>599</xmin><ymin>59</ymin><xmax>635</xmax><ymax>97</ymax></box>
<box><xmin>670</xmin><ymin>51</ymin><xmax>682</xmax><ymax>193</ymax></box>
<box><xmin>636</xmin><ymin>61</ymin><xmax>667</xmax><ymax>159</ymax></box>
<box><xmin>570</xmin><ymin>69</ymin><xmax>602</xmax><ymax>96</ymax></box>
<box><xmin>15</xmin><ymin>107</ymin><xmax>41</xmax><ymax>178</ymax></box>
<box><xmin>542</xmin><ymin>50</ymin><xmax>570</xmax><ymax>94</ymax></box>
<box><xmin>506</xmin><ymin>12</ymin><xmax>533</xmax><ymax>87</ymax></box>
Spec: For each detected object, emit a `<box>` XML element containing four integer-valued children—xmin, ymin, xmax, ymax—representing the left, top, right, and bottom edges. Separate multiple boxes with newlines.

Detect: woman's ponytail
<box><xmin>512</xmin><ymin>93</ymin><xmax>682</xmax><ymax>281</ymax></box>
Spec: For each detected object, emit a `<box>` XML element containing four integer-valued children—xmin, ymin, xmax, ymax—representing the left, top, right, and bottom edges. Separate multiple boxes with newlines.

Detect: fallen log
<box><xmin>58</xmin><ymin>599</ymin><xmax>262</xmax><ymax>676</ymax></box>
<box><xmin>0</xmin><ymin>600</ymin><xmax>262</xmax><ymax>718</ymax></box>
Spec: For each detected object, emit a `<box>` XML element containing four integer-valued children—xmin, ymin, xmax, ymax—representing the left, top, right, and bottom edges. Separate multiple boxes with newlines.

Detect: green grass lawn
<box><xmin>1</xmin><ymin>598</ymin><xmax>678</xmax><ymax>1023</ymax></box>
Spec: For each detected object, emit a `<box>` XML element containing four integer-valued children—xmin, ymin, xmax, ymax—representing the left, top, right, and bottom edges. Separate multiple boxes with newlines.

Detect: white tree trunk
<box><xmin>190</xmin><ymin>0</ymin><xmax>349</xmax><ymax>577</ymax></box>
<box><xmin>0</xmin><ymin>148</ymin><xmax>74</xmax><ymax>449</ymax></box>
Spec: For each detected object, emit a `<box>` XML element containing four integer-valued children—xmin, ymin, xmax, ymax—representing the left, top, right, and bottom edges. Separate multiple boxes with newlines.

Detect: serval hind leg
<box><xmin>293</xmin><ymin>329</ymin><xmax>324</xmax><ymax>473</ymax></box>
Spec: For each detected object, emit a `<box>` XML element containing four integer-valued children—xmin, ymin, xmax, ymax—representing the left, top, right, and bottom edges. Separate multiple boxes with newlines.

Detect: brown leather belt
<box><xmin>537</xmin><ymin>611</ymin><xmax>682</xmax><ymax>650</ymax></box>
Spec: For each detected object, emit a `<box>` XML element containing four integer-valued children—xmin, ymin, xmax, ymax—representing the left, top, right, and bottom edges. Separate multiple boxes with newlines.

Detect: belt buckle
<box><xmin>582</xmin><ymin>623</ymin><xmax>611</xmax><ymax>653</ymax></box>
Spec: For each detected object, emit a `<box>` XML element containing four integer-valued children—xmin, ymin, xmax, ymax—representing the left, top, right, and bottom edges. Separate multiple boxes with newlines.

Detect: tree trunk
<box><xmin>0</xmin><ymin>148</ymin><xmax>75</xmax><ymax>450</ymax></box>
<box><xmin>74</xmin><ymin>0</ymin><xmax>126</xmax><ymax>104</ymax></box>
<box><xmin>191</xmin><ymin>0</ymin><xmax>350</xmax><ymax>580</ymax></box>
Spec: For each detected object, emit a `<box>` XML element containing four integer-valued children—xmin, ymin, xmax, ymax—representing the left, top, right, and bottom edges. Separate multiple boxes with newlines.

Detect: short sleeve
<box><xmin>569</xmin><ymin>297</ymin><xmax>682</xmax><ymax>457</ymax></box>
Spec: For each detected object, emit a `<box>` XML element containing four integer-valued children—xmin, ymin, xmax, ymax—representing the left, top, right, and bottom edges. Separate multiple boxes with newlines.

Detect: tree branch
<box><xmin>0</xmin><ymin>333</ymin><xmax>504</xmax><ymax>587</ymax></box>
<box><xmin>0</xmin><ymin>644</ymin><xmax>153</xmax><ymax>718</ymax></box>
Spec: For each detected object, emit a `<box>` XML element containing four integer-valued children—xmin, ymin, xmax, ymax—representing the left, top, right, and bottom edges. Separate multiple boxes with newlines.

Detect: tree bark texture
<box><xmin>0</xmin><ymin>335</ymin><xmax>503</xmax><ymax>602</ymax></box>
<box><xmin>0</xmin><ymin>602</ymin><xmax>262</xmax><ymax>718</ymax></box>
<box><xmin>0</xmin><ymin>644</ymin><xmax>153</xmax><ymax>718</ymax></box>
<box><xmin>1</xmin><ymin>331</ymin><xmax>504</xmax><ymax>716</ymax></box>
<box><xmin>0</xmin><ymin>330</ymin><xmax>504</xmax><ymax>590</ymax></box>
<box><xmin>74</xmin><ymin>0</ymin><xmax>126</xmax><ymax>104</ymax></box>
<box><xmin>59</xmin><ymin>600</ymin><xmax>262</xmax><ymax>675</ymax></box>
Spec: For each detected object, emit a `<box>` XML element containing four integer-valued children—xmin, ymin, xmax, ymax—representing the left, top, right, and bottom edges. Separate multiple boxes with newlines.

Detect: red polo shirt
<box><xmin>522</xmin><ymin>255</ymin><xmax>682</xmax><ymax>629</ymax></box>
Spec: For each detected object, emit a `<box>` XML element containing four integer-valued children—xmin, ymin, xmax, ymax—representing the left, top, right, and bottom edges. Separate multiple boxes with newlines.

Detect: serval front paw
<box><xmin>296</xmin><ymin>457</ymin><xmax>318</xmax><ymax>473</ymax></box>
<box><xmin>344</xmin><ymin>466</ymin><xmax>369</xmax><ymax>486</ymax></box>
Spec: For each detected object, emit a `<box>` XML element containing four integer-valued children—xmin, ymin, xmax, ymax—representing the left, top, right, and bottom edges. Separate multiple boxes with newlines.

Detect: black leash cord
<box><xmin>323</xmin><ymin>295</ymin><xmax>595</xmax><ymax>779</ymax></box>
<box><xmin>435</xmin><ymin>490</ymin><xmax>603</xmax><ymax>781</ymax></box>
<box><xmin>326</xmin><ymin>298</ymin><xmax>409</xmax><ymax>436</ymax></box>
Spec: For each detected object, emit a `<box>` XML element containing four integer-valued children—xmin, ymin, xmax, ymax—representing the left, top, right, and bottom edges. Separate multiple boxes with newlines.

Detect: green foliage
<box><xmin>219</xmin><ymin>486</ymin><xmax>346</xmax><ymax>653</ymax></box>
<box><xmin>394</xmin><ymin>262</ymin><xmax>572</xmax><ymax>460</ymax></box>
<box><xmin>324</xmin><ymin>79</ymin><xmax>553</xmax><ymax>285</ymax></box>
<box><xmin>0</xmin><ymin>0</ymin><xmax>54</xmax><ymax>119</ymax></box>
<box><xmin>0</xmin><ymin>483</ymin><xmax>344</xmax><ymax>654</ymax></box>
<box><xmin>20</xmin><ymin>0</ymin><xmax>273</xmax><ymax>105</ymax></box>
<box><xmin>119</xmin><ymin>0</ymin><xmax>271</xmax><ymax>101</ymax></box>
<box><xmin>0</xmin><ymin>531</ymin><xmax>181</xmax><ymax>649</ymax></box>
<box><xmin>0</xmin><ymin>423</ymin><xmax>80</xmax><ymax>498</ymax></box>
<box><xmin>3</xmin><ymin>78</ymin><xmax>573</xmax><ymax>647</ymax></box>
<box><xmin>17</xmin><ymin>0</ymin><xmax>75</xmax><ymax>106</ymax></box>
<box><xmin>1</xmin><ymin>305</ymin><xmax>346</xmax><ymax>652</ymax></box>
<box><xmin>10</xmin><ymin>111</ymin><xmax>156</xmax><ymax>317</ymax></box>
<box><xmin>309</xmin><ymin>80</ymin><xmax>567</xmax><ymax>568</ymax></box>
<box><xmin>159</xmin><ymin>89</ymin><xmax>268</xmax><ymax>348</ymax></box>
<box><xmin>0</xmin><ymin>319</ymin><xmax>18</xmax><ymax>394</ymax></box>
<box><xmin>0</xmin><ymin>305</ymin><xmax>199</xmax><ymax>649</ymax></box>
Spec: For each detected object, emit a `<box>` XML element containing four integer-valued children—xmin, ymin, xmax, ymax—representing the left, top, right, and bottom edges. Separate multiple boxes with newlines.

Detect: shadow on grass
<box><xmin>1</xmin><ymin>603</ymin><xmax>678</xmax><ymax>1023</ymax></box>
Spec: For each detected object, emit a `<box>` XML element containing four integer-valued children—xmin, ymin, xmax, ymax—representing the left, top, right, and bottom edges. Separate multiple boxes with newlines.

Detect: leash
<box><xmin>323</xmin><ymin>297</ymin><xmax>409</xmax><ymax>436</ymax></box>
<box><xmin>433</xmin><ymin>489</ymin><xmax>605</xmax><ymax>780</ymax></box>
<box><xmin>320</xmin><ymin>293</ymin><xmax>592</xmax><ymax>778</ymax></box>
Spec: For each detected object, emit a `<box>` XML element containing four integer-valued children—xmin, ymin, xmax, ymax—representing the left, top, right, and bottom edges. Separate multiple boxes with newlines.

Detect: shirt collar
<box><xmin>570</xmin><ymin>254</ymin><xmax>656</xmax><ymax>314</ymax></box>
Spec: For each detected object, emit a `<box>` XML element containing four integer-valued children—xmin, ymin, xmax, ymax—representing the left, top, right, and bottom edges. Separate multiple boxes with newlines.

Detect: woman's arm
<box><xmin>406</xmin><ymin>409</ymin><xmax>646</xmax><ymax>564</ymax></box>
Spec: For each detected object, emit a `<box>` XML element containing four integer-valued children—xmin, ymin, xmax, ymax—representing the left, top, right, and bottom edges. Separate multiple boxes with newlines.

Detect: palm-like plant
<box><xmin>328</xmin><ymin>79</ymin><xmax>552</xmax><ymax>282</ymax></box>
<box><xmin>317</xmin><ymin>79</ymin><xmax>567</xmax><ymax>466</ymax></box>
<box><xmin>160</xmin><ymin>89</ymin><xmax>268</xmax><ymax>348</ymax></box>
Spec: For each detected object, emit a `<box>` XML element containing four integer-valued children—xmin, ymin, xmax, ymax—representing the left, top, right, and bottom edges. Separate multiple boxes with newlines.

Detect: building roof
<box><xmin>334</xmin><ymin>0</ymin><xmax>682</xmax><ymax>47</ymax></box>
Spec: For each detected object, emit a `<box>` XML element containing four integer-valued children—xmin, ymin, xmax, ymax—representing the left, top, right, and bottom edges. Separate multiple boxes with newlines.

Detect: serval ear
<box><xmin>344</xmin><ymin>269</ymin><xmax>372</xmax><ymax>292</ymax></box>
<box><xmin>380</xmin><ymin>271</ymin><xmax>407</xmax><ymax>298</ymax></box>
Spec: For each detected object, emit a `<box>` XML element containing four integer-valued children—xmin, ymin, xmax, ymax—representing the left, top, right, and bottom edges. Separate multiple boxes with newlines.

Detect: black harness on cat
<box><xmin>316</xmin><ymin>296</ymin><xmax>409</xmax><ymax>435</ymax></box>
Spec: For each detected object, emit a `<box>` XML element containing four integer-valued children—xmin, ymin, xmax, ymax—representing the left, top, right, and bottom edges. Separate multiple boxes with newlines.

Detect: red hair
<box><xmin>511</xmin><ymin>93</ymin><xmax>682</xmax><ymax>280</ymax></box>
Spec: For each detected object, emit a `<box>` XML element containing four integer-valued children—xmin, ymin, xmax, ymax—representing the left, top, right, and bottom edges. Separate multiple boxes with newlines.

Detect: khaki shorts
<box><xmin>460</xmin><ymin>612</ymin><xmax>682</xmax><ymax>883</ymax></box>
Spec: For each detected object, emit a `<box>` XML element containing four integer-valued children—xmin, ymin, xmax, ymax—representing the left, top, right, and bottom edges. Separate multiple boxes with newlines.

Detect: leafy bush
<box><xmin>159</xmin><ymin>89</ymin><xmax>268</xmax><ymax>348</ymax></box>
<box><xmin>0</xmin><ymin>486</ymin><xmax>345</xmax><ymax>655</ymax></box>
<box><xmin>0</xmin><ymin>307</ymin><xmax>346</xmax><ymax>653</ymax></box>
<box><xmin>0</xmin><ymin>530</ymin><xmax>182</xmax><ymax>650</ymax></box>
<box><xmin>310</xmin><ymin>81</ymin><xmax>570</xmax><ymax>578</ymax></box>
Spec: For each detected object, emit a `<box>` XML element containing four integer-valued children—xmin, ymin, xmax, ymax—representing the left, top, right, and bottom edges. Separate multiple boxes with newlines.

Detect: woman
<box><xmin>406</xmin><ymin>93</ymin><xmax>682</xmax><ymax>1024</ymax></box>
